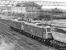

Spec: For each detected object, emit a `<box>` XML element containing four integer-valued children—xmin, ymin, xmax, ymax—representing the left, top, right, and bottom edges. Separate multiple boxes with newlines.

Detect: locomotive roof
<box><xmin>11</xmin><ymin>18</ymin><xmax>24</xmax><ymax>23</ymax></box>
<box><xmin>24</xmin><ymin>21</ymin><xmax>50</xmax><ymax>28</ymax></box>
<box><xmin>11</xmin><ymin>18</ymin><xmax>50</xmax><ymax>28</ymax></box>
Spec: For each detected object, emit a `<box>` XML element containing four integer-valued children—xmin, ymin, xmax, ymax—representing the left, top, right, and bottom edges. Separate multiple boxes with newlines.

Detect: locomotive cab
<box><xmin>45</xmin><ymin>26</ymin><xmax>53</xmax><ymax>39</ymax></box>
<box><xmin>36</xmin><ymin>23</ymin><xmax>53</xmax><ymax>39</ymax></box>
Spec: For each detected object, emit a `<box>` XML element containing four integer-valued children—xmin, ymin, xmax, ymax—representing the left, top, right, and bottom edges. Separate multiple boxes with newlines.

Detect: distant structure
<box><xmin>51</xmin><ymin>8</ymin><xmax>63</xmax><ymax>14</ymax></box>
<box><xmin>0</xmin><ymin>1</ymin><xmax>66</xmax><ymax>19</ymax></box>
<box><xmin>12</xmin><ymin>2</ymin><xmax>42</xmax><ymax>20</ymax></box>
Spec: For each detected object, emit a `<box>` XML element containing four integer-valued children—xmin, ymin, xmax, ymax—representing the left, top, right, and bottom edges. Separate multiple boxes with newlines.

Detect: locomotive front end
<box><xmin>45</xmin><ymin>26</ymin><xmax>53</xmax><ymax>39</ymax></box>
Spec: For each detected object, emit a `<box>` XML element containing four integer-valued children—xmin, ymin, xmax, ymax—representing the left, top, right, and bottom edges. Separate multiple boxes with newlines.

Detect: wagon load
<box><xmin>52</xmin><ymin>28</ymin><xmax>66</xmax><ymax>43</ymax></box>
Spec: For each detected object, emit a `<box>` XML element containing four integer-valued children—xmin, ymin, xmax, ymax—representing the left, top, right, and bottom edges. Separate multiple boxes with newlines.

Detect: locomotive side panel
<box><xmin>23</xmin><ymin>23</ymin><xmax>32</xmax><ymax>34</ymax></box>
<box><xmin>23</xmin><ymin>23</ymin><xmax>46</xmax><ymax>38</ymax></box>
<box><xmin>34</xmin><ymin>27</ymin><xmax>47</xmax><ymax>39</ymax></box>
<box><xmin>31</xmin><ymin>26</ymin><xmax>43</xmax><ymax>37</ymax></box>
<box><xmin>10</xmin><ymin>21</ymin><xmax>22</xmax><ymax>30</ymax></box>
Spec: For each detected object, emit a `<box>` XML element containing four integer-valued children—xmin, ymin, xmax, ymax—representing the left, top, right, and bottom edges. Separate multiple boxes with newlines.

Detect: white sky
<box><xmin>15</xmin><ymin>0</ymin><xmax>66</xmax><ymax>2</ymax></box>
<box><xmin>15</xmin><ymin>0</ymin><xmax>66</xmax><ymax>9</ymax></box>
<box><xmin>1</xmin><ymin>0</ymin><xmax>66</xmax><ymax>9</ymax></box>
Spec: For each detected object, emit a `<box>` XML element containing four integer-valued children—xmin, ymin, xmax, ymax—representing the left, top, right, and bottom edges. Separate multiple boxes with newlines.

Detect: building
<box><xmin>14</xmin><ymin>2</ymin><xmax>42</xmax><ymax>21</ymax></box>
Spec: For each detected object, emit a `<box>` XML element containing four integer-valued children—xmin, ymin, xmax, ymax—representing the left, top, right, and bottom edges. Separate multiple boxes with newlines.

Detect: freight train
<box><xmin>10</xmin><ymin>18</ymin><xmax>52</xmax><ymax>39</ymax></box>
<box><xmin>0</xmin><ymin>18</ymin><xmax>66</xmax><ymax>49</ymax></box>
<box><xmin>10</xmin><ymin>18</ymin><xmax>66</xmax><ymax>47</ymax></box>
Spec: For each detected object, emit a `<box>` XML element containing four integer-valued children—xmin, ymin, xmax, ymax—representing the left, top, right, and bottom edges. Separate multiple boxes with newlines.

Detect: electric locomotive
<box><xmin>0</xmin><ymin>18</ymin><xmax>66</xmax><ymax>49</ymax></box>
<box><xmin>10</xmin><ymin>18</ymin><xmax>53</xmax><ymax>40</ymax></box>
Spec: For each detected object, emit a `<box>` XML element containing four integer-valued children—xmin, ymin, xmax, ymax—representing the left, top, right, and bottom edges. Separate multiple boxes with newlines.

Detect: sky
<box><xmin>1</xmin><ymin>0</ymin><xmax>66</xmax><ymax>2</ymax></box>
<box><xmin>1</xmin><ymin>0</ymin><xmax>66</xmax><ymax>10</ymax></box>
<box><xmin>13</xmin><ymin>0</ymin><xmax>66</xmax><ymax>2</ymax></box>
<box><xmin>15</xmin><ymin>0</ymin><xmax>66</xmax><ymax>10</ymax></box>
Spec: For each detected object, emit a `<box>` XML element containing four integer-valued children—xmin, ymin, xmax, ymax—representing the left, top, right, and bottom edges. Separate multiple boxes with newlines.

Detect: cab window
<box><xmin>47</xmin><ymin>28</ymin><xmax>51</xmax><ymax>32</ymax></box>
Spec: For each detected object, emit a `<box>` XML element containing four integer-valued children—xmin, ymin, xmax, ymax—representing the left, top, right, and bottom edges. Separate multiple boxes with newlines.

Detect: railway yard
<box><xmin>0</xmin><ymin>1</ymin><xmax>66</xmax><ymax>50</ymax></box>
<box><xmin>0</xmin><ymin>15</ymin><xmax>57</xmax><ymax>50</ymax></box>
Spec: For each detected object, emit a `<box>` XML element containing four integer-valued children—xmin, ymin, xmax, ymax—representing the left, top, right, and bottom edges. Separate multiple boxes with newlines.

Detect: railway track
<box><xmin>9</xmin><ymin>26</ymin><xmax>58</xmax><ymax>50</ymax></box>
<box><xmin>0</xmin><ymin>20</ymin><xmax>65</xmax><ymax>50</ymax></box>
<box><xmin>8</xmin><ymin>26</ymin><xmax>57</xmax><ymax>50</ymax></box>
<box><xmin>0</xmin><ymin>31</ymin><xmax>26</xmax><ymax>50</ymax></box>
<box><xmin>0</xmin><ymin>20</ymin><xmax>57</xmax><ymax>50</ymax></box>
<box><xmin>0</xmin><ymin>29</ymin><xmax>38</xmax><ymax>50</ymax></box>
<box><xmin>9</xmin><ymin>25</ymin><xmax>66</xmax><ymax>50</ymax></box>
<box><xmin>0</xmin><ymin>22</ymin><xmax>42</xmax><ymax>50</ymax></box>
